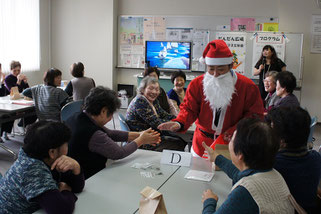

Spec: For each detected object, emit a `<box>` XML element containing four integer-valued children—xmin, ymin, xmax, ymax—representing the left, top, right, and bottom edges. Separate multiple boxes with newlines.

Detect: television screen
<box><xmin>145</xmin><ymin>41</ymin><xmax>192</xmax><ymax>70</ymax></box>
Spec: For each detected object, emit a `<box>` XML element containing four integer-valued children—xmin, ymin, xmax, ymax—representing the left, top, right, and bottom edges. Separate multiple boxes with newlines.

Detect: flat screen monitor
<box><xmin>145</xmin><ymin>41</ymin><xmax>192</xmax><ymax>71</ymax></box>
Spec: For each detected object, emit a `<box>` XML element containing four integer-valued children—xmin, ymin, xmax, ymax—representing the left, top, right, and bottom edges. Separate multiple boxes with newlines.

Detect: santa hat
<box><xmin>199</xmin><ymin>40</ymin><xmax>233</xmax><ymax>65</ymax></box>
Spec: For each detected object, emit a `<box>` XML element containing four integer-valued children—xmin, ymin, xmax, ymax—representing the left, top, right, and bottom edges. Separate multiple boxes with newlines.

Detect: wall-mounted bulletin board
<box><xmin>117</xmin><ymin>15</ymin><xmax>303</xmax><ymax>81</ymax></box>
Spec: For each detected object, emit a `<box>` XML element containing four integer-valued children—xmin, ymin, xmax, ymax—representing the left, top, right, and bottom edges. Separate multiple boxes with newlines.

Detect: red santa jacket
<box><xmin>173</xmin><ymin>72</ymin><xmax>264</xmax><ymax>156</ymax></box>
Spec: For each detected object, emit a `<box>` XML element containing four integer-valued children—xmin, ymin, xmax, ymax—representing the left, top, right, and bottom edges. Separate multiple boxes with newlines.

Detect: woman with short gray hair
<box><xmin>263</xmin><ymin>70</ymin><xmax>280</xmax><ymax>113</ymax></box>
<box><xmin>126</xmin><ymin>76</ymin><xmax>186</xmax><ymax>152</ymax></box>
<box><xmin>137</xmin><ymin>76</ymin><xmax>159</xmax><ymax>95</ymax></box>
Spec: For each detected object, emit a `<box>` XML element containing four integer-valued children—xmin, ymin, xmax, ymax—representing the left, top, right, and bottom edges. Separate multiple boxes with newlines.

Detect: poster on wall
<box><xmin>231</xmin><ymin>18</ymin><xmax>255</xmax><ymax>31</ymax></box>
<box><xmin>119</xmin><ymin>17</ymin><xmax>144</xmax><ymax>45</ymax></box>
<box><xmin>166</xmin><ymin>28</ymin><xmax>193</xmax><ymax>41</ymax></box>
<box><xmin>263</xmin><ymin>23</ymin><xmax>279</xmax><ymax>32</ymax></box>
<box><xmin>118</xmin><ymin>17</ymin><xmax>144</xmax><ymax>67</ymax></box>
<box><xmin>311</xmin><ymin>15</ymin><xmax>321</xmax><ymax>53</ymax></box>
<box><xmin>252</xmin><ymin>33</ymin><xmax>285</xmax><ymax>78</ymax></box>
<box><xmin>216</xmin><ymin>32</ymin><xmax>247</xmax><ymax>75</ymax></box>
<box><xmin>143</xmin><ymin>17</ymin><xmax>166</xmax><ymax>41</ymax></box>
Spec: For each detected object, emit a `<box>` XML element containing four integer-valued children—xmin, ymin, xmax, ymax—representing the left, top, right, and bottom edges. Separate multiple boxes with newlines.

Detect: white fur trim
<box><xmin>205</xmin><ymin>56</ymin><xmax>233</xmax><ymax>65</ymax></box>
<box><xmin>191</xmin><ymin>146</ymin><xmax>201</xmax><ymax>157</ymax></box>
<box><xmin>199</xmin><ymin>57</ymin><xmax>205</xmax><ymax>64</ymax></box>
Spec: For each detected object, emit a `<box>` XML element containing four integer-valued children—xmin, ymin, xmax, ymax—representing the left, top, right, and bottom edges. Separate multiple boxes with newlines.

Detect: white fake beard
<box><xmin>203</xmin><ymin>72</ymin><xmax>236</xmax><ymax>110</ymax></box>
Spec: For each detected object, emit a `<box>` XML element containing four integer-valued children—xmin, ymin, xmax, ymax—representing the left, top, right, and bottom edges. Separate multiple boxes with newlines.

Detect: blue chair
<box><xmin>61</xmin><ymin>100</ymin><xmax>84</xmax><ymax>122</ymax></box>
<box><xmin>307</xmin><ymin>116</ymin><xmax>317</xmax><ymax>150</ymax></box>
<box><xmin>118</xmin><ymin>113</ymin><xmax>130</xmax><ymax>131</ymax></box>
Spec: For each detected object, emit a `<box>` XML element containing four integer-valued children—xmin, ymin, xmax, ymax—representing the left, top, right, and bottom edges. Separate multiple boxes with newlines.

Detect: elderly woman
<box><xmin>143</xmin><ymin>67</ymin><xmax>178</xmax><ymax>115</ymax></box>
<box><xmin>126</xmin><ymin>76</ymin><xmax>186</xmax><ymax>151</ymax></box>
<box><xmin>267</xmin><ymin>107</ymin><xmax>321</xmax><ymax>213</ymax></box>
<box><xmin>274</xmin><ymin>71</ymin><xmax>299</xmax><ymax>108</ymax></box>
<box><xmin>4</xmin><ymin>60</ymin><xmax>29</xmax><ymax>93</ymax></box>
<box><xmin>23</xmin><ymin>68</ymin><xmax>71</xmax><ymax>121</ymax></box>
<box><xmin>202</xmin><ymin>118</ymin><xmax>303</xmax><ymax>214</ymax></box>
<box><xmin>0</xmin><ymin>121</ymin><xmax>85</xmax><ymax>213</ymax></box>
<box><xmin>65</xmin><ymin>62</ymin><xmax>95</xmax><ymax>101</ymax></box>
<box><xmin>263</xmin><ymin>71</ymin><xmax>280</xmax><ymax>113</ymax></box>
<box><xmin>167</xmin><ymin>70</ymin><xmax>186</xmax><ymax>113</ymax></box>
<box><xmin>66</xmin><ymin>86</ymin><xmax>161</xmax><ymax>179</ymax></box>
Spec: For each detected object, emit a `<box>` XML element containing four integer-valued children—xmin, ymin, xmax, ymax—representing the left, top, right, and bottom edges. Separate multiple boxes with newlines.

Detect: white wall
<box><xmin>116</xmin><ymin>0</ymin><xmax>321</xmax><ymax>119</ymax></box>
<box><xmin>278</xmin><ymin>0</ymin><xmax>321</xmax><ymax>119</ymax></box>
<box><xmin>50</xmin><ymin>0</ymin><xmax>116</xmax><ymax>89</ymax></box>
<box><xmin>49</xmin><ymin>0</ymin><xmax>321</xmax><ymax>119</ymax></box>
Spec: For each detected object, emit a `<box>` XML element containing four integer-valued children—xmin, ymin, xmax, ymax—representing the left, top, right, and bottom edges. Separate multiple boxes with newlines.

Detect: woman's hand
<box><xmin>17</xmin><ymin>74</ymin><xmax>25</xmax><ymax>84</ymax></box>
<box><xmin>202</xmin><ymin>189</ymin><xmax>218</xmax><ymax>203</ymax></box>
<box><xmin>202</xmin><ymin>142</ymin><xmax>219</xmax><ymax>163</ymax></box>
<box><xmin>135</xmin><ymin>128</ymin><xmax>161</xmax><ymax>147</ymax></box>
<box><xmin>157</xmin><ymin>121</ymin><xmax>181</xmax><ymax>132</ymax></box>
<box><xmin>259</xmin><ymin>64</ymin><xmax>264</xmax><ymax>72</ymax></box>
<box><xmin>51</xmin><ymin>155</ymin><xmax>81</xmax><ymax>175</ymax></box>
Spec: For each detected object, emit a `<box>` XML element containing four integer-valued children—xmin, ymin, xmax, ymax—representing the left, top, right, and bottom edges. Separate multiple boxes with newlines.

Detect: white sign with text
<box><xmin>160</xmin><ymin>150</ymin><xmax>192</xmax><ymax>167</ymax></box>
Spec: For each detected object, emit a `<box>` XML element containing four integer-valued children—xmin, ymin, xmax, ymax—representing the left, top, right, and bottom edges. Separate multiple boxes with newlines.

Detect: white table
<box><xmin>35</xmin><ymin>150</ymin><xmax>180</xmax><ymax>214</ymax></box>
<box><xmin>35</xmin><ymin>150</ymin><xmax>232</xmax><ymax>214</ymax></box>
<box><xmin>0</xmin><ymin>95</ymin><xmax>35</xmax><ymax>158</ymax></box>
<box><xmin>0</xmin><ymin>95</ymin><xmax>34</xmax><ymax>113</ymax></box>
<box><xmin>156</xmin><ymin>157</ymin><xmax>232</xmax><ymax>214</ymax></box>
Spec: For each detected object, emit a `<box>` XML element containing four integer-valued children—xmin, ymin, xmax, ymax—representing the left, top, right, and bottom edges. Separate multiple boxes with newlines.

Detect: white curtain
<box><xmin>0</xmin><ymin>0</ymin><xmax>40</xmax><ymax>73</ymax></box>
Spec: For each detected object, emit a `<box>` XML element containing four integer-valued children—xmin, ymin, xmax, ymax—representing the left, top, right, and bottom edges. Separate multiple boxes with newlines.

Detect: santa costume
<box><xmin>173</xmin><ymin>40</ymin><xmax>264</xmax><ymax>157</ymax></box>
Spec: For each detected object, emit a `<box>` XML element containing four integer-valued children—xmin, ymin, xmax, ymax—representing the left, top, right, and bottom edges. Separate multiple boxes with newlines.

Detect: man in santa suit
<box><xmin>158</xmin><ymin>39</ymin><xmax>264</xmax><ymax>157</ymax></box>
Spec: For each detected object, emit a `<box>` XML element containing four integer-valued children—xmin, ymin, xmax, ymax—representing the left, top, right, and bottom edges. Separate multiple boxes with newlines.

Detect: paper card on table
<box><xmin>160</xmin><ymin>150</ymin><xmax>191</xmax><ymax>167</ymax></box>
<box><xmin>139</xmin><ymin>186</ymin><xmax>167</xmax><ymax>214</ymax></box>
<box><xmin>184</xmin><ymin>169</ymin><xmax>214</xmax><ymax>182</ymax></box>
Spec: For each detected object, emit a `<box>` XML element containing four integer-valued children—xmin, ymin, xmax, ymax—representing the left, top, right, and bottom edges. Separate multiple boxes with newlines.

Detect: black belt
<box><xmin>199</xmin><ymin>128</ymin><xmax>215</xmax><ymax>139</ymax></box>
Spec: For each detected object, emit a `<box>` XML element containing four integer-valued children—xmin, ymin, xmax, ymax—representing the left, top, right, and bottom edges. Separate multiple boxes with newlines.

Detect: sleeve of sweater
<box><xmin>156</xmin><ymin>100</ymin><xmax>176</xmax><ymax>122</ymax></box>
<box><xmin>101</xmin><ymin>126</ymin><xmax>129</xmax><ymax>142</ymax></box>
<box><xmin>202</xmin><ymin>186</ymin><xmax>259</xmax><ymax>214</ymax></box>
<box><xmin>33</xmin><ymin>189</ymin><xmax>78</xmax><ymax>214</ymax></box>
<box><xmin>4</xmin><ymin>75</ymin><xmax>16</xmax><ymax>92</ymax></box>
<box><xmin>215</xmin><ymin>155</ymin><xmax>241</xmax><ymax>184</ymax></box>
<box><xmin>60</xmin><ymin>170</ymin><xmax>85</xmax><ymax>194</ymax></box>
<box><xmin>88</xmin><ymin>130</ymin><xmax>138</xmax><ymax>160</ymax></box>
<box><xmin>22</xmin><ymin>88</ymin><xmax>33</xmax><ymax>98</ymax></box>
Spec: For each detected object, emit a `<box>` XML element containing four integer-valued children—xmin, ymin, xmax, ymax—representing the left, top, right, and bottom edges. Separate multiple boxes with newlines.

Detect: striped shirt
<box><xmin>23</xmin><ymin>85</ymin><xmax>70</xmax><ymax>121</ymax></box>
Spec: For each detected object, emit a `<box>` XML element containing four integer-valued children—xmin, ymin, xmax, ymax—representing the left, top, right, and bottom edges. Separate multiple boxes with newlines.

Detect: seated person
<box><xmin>274</xmin><ymin>71</ymin><xmax>299</xmax><ymax>108</ymax></box>
<box><xmin>126</xmin><ymin>76</ymin><xmax>186</xmax><ymax>152</ymax></box>
<box><xmin>3</xmin><ymin>60</ymin><xmax>36</xmax><ymax>129</ymax></box>
<box><xmin>263</xmin><ymin>71</ymin><xmax>280</xmax><ymax>114</ymax></box>
<box><xmin>143</xmin><ymin>67</ymin><xmax>178</xmax><ymax>115</ymax></box>
<box><xmin>65</xmin><ymin>62</ymin><xmax>95</xmax><ymax>101</ymax></box>
<box><xmin>202</xmin><ymin>118</ymin><xmax>300</xmax><ymax>214</ymax></box>
<box><xmin>267</xmin><ymin>107</ymin><xmax>321</xmax><ymax>213</ymax></box>
<box><xmin>23</xmin><ymin>68</ymin><xmax>71</xmax><ymax>121</ymax></box>
<box><xmin>167</xmin><ymin>70</ymin><xmax>186</xmax><ymax>113</ymax></box>
<box><xmin>0</xmin><ymin>63</ymin><xmax>12</xmax><ymax>141</ymax></box>
<box><xmin>66</xmin><ymin>86</ymin><xmax>161</xmax><ymax>179</ymax></box>
<box><xmin>0</xmin><ymin>63</ymin><xmax>8</xmax><ymax>96</ymax></box>
<box><xmin>4</xmin><ymin>60</ymin><xmax>29</xmax><ymax>93</ymax></box>
<box><xmin>0</xmin><ymin>121</ymin><xmax>85</xmax><ymax>213</ymax></box>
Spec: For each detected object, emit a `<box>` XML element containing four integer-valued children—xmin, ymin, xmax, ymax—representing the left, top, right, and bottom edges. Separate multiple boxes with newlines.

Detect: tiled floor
<box><xmin>1</xmin><ymin>110</ymin><xmax>321</xmax><ymax>176</ymax></box>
